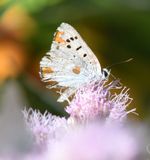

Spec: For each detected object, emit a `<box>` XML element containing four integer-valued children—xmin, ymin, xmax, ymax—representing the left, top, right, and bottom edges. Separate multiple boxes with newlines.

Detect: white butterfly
<box><xmin>40</xmin><ymin>23</ymin><xmax>110</xmax><ymax>102</ymax></box>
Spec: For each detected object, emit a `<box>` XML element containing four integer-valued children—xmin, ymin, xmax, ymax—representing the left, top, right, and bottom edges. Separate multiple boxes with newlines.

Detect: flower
<box><xmin>22</xmin><ymin>109</ymin><xmax>140</xmax><ymax>160</ymax></box>
<box><xmin>66</xmin><ymin>80</ymin><xmax>136</xmax><ymax>123</ymax></box>
<box><xmin>49</xmin><ymin>122</ymin><xmax>140</xmax><ymax>160</ymax></box>
<box><xmin>23</xmin><ymin>108</ymin><xmax>69</xmax><ymax>150</ymax></box>
<box><xmin>16</xmin><ymin>79</ymin><xmax>138</xmax><ymax>160</ymax></box>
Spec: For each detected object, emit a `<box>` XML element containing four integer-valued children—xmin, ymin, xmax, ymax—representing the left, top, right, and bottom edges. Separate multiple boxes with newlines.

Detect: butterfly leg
<box><xmin>57</xmin><ymin>88</ymin><xmax>76</xmax><ymax>102</ymax></box>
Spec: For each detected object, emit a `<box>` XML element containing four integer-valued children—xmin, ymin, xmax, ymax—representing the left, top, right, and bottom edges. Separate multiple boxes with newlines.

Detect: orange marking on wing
<box><xmin>72</xmin><ymin>66</ymin><xmax>81</xmax><ymax>74</ymax></box>
<box><xmin>41</xmin><ymin>67</ymin><xmax>54</xmax><ymax>75</ymax></box>
<box><xmin>54</xmin><ymin>31</ymin><xmax>65</xmax><ymax>43</ymax></box>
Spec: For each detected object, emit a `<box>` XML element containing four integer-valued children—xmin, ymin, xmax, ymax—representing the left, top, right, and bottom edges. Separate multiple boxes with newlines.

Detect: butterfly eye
<box><xmin>102</xmin><ymin>69</ymin><xmax>109</xmax><ymax>79</ymax></box>
<box><xmin>104</xmin><ymin>71</ymin><xmax>108</xmax><ymax>77</ymax></box>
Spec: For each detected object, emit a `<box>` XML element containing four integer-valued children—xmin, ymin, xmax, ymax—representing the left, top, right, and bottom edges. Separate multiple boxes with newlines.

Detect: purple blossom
<box><xmin>49</xmin><ymin>122</ymin><xmax>140</xmax><ymax>160</ymax></box>
<box><xmin>18</xmin><ymin>80</ymin><xmax>138</xmax><ymax>160</ymax></box>
<box><xmin>0</xmin><ymin>78</ymin><xmax>141</xmax><ymax>160</ymax></box>
<box><xmin>22</xmin><ymin>108</ymin><xmax>69</xmax><ymax>149</ymax></box>
<box><xmin>66</xmin><ymin>80</ymin><xmax>136</xmax><ymax>123</ymax></box>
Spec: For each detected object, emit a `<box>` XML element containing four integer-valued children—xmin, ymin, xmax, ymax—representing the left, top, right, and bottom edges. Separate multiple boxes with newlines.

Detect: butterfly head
<box><xmin>102</xmin><ymin>68</ymin><xmax>110</xmax><ymax>80</ymax></box>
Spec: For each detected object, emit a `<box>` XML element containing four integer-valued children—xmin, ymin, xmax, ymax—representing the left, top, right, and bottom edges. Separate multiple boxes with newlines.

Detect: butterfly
<box><xmin>40</xmin><ymin>23</ymin><xmax>110</xmax><ymax>102</ymax></box>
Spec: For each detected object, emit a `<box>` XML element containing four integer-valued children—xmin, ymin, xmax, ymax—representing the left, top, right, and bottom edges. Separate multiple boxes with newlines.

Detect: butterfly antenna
<box><xmin>106</xmin><ymin>58</ymin><xmax>133</xmax><ymax>69</ymax></box>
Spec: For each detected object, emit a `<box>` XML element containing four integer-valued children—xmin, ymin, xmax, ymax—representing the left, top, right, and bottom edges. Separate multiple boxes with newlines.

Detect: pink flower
<box><xmin>49</xmin><ymin>122</ymin><xmax>140</xmax><ymax>160</ymax></box>
<box><xmin>66</xmin><ymin>80</ymin><xmax>136</xmax><ymax>123</ymax></box>
<box><xmin>20</xmin><ymin>79</ymin><xmax>139</xmax><ymax>160</ymax></box>
<box><xmin>21</xmin><ymin>108</ymin><xmax>141</xmax><ymax>160</ymax></box>
<box><xmin>23</xmin><ymin>108</ymin><xmax>69</xmax><ymax>149</ymax></box>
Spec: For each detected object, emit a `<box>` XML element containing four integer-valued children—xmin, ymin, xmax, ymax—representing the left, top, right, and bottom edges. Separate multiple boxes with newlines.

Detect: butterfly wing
<box><xmin>40</xmin><ymin>23</ymin><xmax>103</xmax><ymax>102</ymax></box>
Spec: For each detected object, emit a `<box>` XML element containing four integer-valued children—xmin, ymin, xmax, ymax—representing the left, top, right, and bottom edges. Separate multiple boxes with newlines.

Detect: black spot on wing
<box><xmin>70</xmin><ymin>37</ymin><xmax>74</xmax><ymax>41</ymax></box>
<box><xmin>67</xmin><ymin>45</ymin><xmax>71</xmax><ymax>48</ymax></box>
<box><xmin>66</xmin><ymin>39</ymin><xmax>70</xmax><ymax>42</ymax></box>
<box><xmin>76</xmin><ymin>46</ymin><xmax>82</xmax><ymax>51</ymax></box>
<box><xmin>83</xmin><ymin>54</ymin><xmax>87</xmax><ymax>57</ymax></box>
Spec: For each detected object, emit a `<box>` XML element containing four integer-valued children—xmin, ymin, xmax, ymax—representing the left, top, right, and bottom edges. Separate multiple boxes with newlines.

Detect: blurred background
<box><xmin>0</xmin><ymin>0</ymin><xmax>150</xmax><ymax>119</ymax></box>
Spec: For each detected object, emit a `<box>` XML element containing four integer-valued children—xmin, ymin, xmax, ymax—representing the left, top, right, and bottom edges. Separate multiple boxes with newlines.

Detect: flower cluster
<box><xmin>66</xmin><ymin>80</ymin><xmax>136</xmax><ymax>123</ymax></box>
<box><xmin>49</xmin><ymin>123</ymin><xmax>139</xmax><ymax>160</ymax></box>
<box><xmin>22</xmin><ymin>108</ymin><xmax>69</xmax><ymax>148</ymax></box>
<box><xmin>0</xmin><ymin>79</ymin><xmax>141</xmax><ymax>160</ymax></box>
<box><xmin>18</xmin><ymin>79</ymin><xmax>140</xmax><ymax>160</ymax></box>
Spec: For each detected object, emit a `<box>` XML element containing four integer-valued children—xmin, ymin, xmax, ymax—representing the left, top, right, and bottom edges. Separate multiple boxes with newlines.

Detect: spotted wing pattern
<box><xmin>40</xmin><ymin>23</ymin><xmax>102</xmax><ymax>102</ymax></box>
